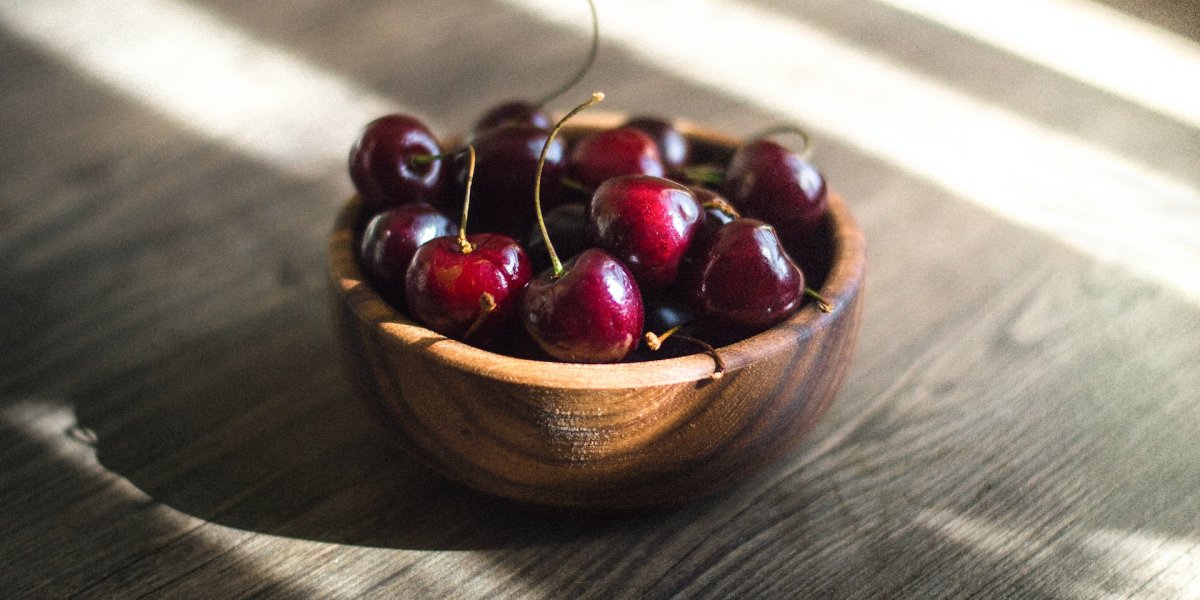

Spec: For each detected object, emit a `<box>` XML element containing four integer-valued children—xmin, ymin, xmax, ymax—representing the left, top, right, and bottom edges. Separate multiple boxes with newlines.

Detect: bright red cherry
<box><xmin>404</xmin><ymin>144</ymin><xmax>531</xmax><ymax>344</ymax></box>
<box><xmin>359</xmin><ymin>203</ymin><xmax>456</xmax><ymax>307</ymax></box>
<box><xmin>567</xmin><ymin>126</ymin><xmax>665</xmax><ymax>189</ymax></box>
<box><xmin>522</xmin><ymin>248</ymin><xmax>643</xmax><ymax>363</ymax></box>
<box><xmin>588</xmin><ymin>175</ymin><xmax>703</xmax><ymax>290</ymax></box>
<box><xmin>349</xmin><ymin>114</ymin><xmax>444</xmax><ymax>212</ymax></box>
<box><xmin>405</xmin><ymin>234</ymin><xmax>531</xmax><ymax>343</ymax></box>
<box><xmin>724</xmin><ymin>139</ymin><xmax>827</xmax><ymax>248</ymax></box>
<box><xmin>684</xmin><ymin>218</ymin><xmax>804</xmax><ymax>337</ymax></box>
<box><xmin>625</xmin><ymin>116</ymin><xmax>690</xmax><ymax>171</ymax></box>
<box><xmin>459</xmin><ymin>124</ymin><xmax>566</xmax><ymax>237</ymax></box>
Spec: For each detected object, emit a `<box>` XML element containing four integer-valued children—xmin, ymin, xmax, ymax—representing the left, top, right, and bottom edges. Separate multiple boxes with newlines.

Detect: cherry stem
<box><xmin>407</xmin><ymin>149</ymin><xmax>460</xmax><ymax>168</ymax></box>
<box><xmin>561</xmin><ymin>177</ymin><xmax>594</xmax><ymax>196</ymax></box>
<box><xmin>643</xmin><ymin>325</ymin><xmax>681</xmax><ymax>351</ymax></box>
<box><xmin>457</xmin><ymin>145</ymin><xmax>477</xmax><ymax>254</ymax></box>
<box><xmin>462</xmin><ymin>292</ymin><xmax>497</xmax><ymax>341</ymax></box>
<box><xmin>535</xmin><ymin>91</ymin><xmax>605</xmax><ymax>277</ymax></box>
<box><xmin>644</xmin><ymin>327</ymin><xmax>726</xmax><ymax>380</ymax></box>
<box><xmin>534</xmin><ymin>0</ymin><xmax>599</xmax><ymax>109</ymax></box>
<box><xmin>678</xmin><ymin>164</ymin><xmax>725</xmax><ymax>186</ymax></box>
<box><xmin>747</xmin><ymin>124</ymin><xmax>814</xmax><ymax>160</ymax></box>
<box><xmin>701</xmin><ymin>197</ymin><xmax>741</xmax><ymax>219</ymax></box>
<box><xmin>805</xmin><ymin>287</ymin><xmax>834</xmax><ymax>313</ymax></box>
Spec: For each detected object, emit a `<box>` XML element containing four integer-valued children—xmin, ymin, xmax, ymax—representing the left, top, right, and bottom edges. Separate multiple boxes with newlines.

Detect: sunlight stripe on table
<box><xmin>499</xmin><ymin>0</ymin><xmax>1200</xmax><ymax>303</ymax></box>
<box><xmin>1</xmin><ymin>0</ymin><xmax>1197</xmax><ymax>300</ymax></box>
<box><xmin>877</xmin><ymin>0</ymin><xmax>1200</xmax><ymax>131</ymax></box>
<box><xmin>0</xmin><ymin>0</ymin><xmax>400</xmax><ymax>178</ymax></box>
<box><xmin>918</xmin><ymin>508</ymin><xmax>1200</xmax><ymax>598</ymax></box>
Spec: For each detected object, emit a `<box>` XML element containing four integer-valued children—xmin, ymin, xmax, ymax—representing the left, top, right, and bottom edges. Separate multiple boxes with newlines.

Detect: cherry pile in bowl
<box><xmin>349</xmin><ymin>93</ymin><xmax>832</xmax><ymax>371</ymax></box>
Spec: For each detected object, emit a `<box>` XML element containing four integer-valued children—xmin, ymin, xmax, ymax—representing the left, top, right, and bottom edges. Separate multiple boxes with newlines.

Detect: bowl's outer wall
<box><xmin>330</xmin><ymin>278</ymin><xmax>861</xmax><ymax>508</ymax></box>
<box><xmin>328</xmin><ymin>118</ymin><xmax>866</xmax><ymax>508</ymax></box>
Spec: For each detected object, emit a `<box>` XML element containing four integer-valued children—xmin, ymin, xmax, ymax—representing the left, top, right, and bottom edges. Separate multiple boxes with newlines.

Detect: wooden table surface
<box><xmin>2</xmin><ymin>0</ymin><xmax>1198</xmax><ymax>597</ymax></box>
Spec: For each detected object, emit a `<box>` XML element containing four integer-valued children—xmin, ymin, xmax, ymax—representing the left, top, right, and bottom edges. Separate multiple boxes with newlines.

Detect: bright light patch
<box><xmin>498</xmin><ymin>0</ymin><xmax>1200</xmax><ymax>303</ymax></box>
<box><xmin>919</xmin><ymin>508</ymin><xmax>1200</xmax><ymax>598</ymax></box>
<box><xmin>878</xmin><ymin>0</ymin><xmax>1200</xmax><ymax>130</ymax></box>
<box><xmin>0</xmin><ymin>0</ymin><xmax>402</xmax><ymax>177</ymax></box>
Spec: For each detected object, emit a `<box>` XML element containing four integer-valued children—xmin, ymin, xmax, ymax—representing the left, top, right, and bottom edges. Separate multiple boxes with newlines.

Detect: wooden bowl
<box><xmin>327</xmin><ymin>114</ymin><xmax>866</xmax><ymax>509</ymax></box>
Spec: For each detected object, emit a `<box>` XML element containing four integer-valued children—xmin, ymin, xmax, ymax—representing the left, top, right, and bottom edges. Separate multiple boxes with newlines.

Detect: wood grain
<box><xmin>2</xmin><ymin>0</ymin><xmax>1199</xmax><ymax>597</ymax></box>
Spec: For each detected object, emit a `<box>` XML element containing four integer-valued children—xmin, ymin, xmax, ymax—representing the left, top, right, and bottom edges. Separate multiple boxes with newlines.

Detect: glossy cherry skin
<box><xmin>588</xmin><ymin>175</ymin><xmax>703</xmax><ymax>290</ymax></box>
<box><xmin>457</xmin><ymin>124</ymin><xmax>566</xmax><ymax>238</ymax></box>
<box><xmin>405</xmin><ymin>234</ymin><xmax>531</xmax><ymax>343</ymax></box>
<box><xmin>524</xmin><ymin>203</ymin><xmax>591</xmax><ymax>274</ymax></box>
<box><xmin>688</xmin><ymin>187</ymin><xmax>737</xmax><ymax>248</ymax></box>
<box><xmin>567</xmin><ymin>126</ymin><xmax>665</xmax><ymax>190</ymax></box>
<box><xmin>724</xmin><ymin>139</ymin><xmax>827</xmax><ymax>247</ymax></box>
<box><xmin>359</xmin><ymin>203</ymin><xmax>456</xmax><ymax>307</ymax></box>
<box><xmin>521</xmin><ymin>248</ymin><xmax>644</xmax><ymax>363</ymax></box>
<box><xmin>349</xmin><ymin>114</ymin><xmax>444</xmax><ymax>212</ymax></box>
<box><xmin>684</xmin><ymin>218</ymin><xmax>804</xmax><ymax>337</ymax></box>
<box><xmin>625</xmin><ymin>116</ymin><xmax>690</xmax><ymax>171</ymax></box>
<box><xmin>471</xmin><ymin>100</ymin><xmax>551</xmax><ymax>136</ymax></box>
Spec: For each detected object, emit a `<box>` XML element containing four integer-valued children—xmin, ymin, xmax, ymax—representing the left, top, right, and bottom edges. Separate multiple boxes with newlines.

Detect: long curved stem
<box><xmin>747</xmin><ymin>124</ymin><xmax>815</xmax><ymax>160</ymax></box>
<box><xmin>457</xmin><ymin>145</ymin><xmax>477</xmax><ymax>254</ymax></box>
<box><xmin>534</xmin><ymin>0</ymin><xmax>599</xmax><ymax>109</ymax></box>
<box><xmin>644</xmin><ymin>327</ymin><xmax>726</xmax><ymax>380</ymax></box>
<box><xmin>535</xmin><ymin>92</ymin><xmax>605</xmax><ymax>277</ymax></box>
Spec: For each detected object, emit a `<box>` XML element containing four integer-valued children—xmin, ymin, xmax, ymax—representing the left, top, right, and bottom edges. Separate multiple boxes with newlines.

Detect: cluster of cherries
<box><xmin>351</xmin><ymin>92</ymin><xmax>831</xmax><ymax>371</ymax></box>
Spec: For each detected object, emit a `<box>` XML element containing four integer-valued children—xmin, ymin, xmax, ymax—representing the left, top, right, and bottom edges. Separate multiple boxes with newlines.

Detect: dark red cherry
<box><xmin>724</xmin><ymin>139</ymin><xmax>827</xmax><ymax>248</ymax></box>
<box><xmin>472</xmin><ymin>100</ymin><xmax>551</xmax><ymax>136</ymax></box>
<box><xmin>688</xmin><ymin>187</ymin><xmax>738</xmax><ymax>248</ymax></box>
<box><xmin>624</xmin><ymin>116</ymin><xmax>690</xmax><ymax>171</ymax></box>
<box><xmin>405</xmin><ymin>234</ymin><xmax>531</xmax><ymax>343</ymax></box>
<box><xmin>588</xmin><ymin>175</ymin><xmax>703</xmax><ymax>289</ymax></box>
<box><xmin>684</xmin><ymin>218</ymin><xmax>804</xmax><ymax>336</ymax></box>
<box><xmin>524</xmin><ymin>203</ymin><xmax>590</xmax><ymax>274</ymax></box>
<box><xmin>359</xmin><ymin>203</ymin><xmax>456</xmax><ymax>307</ymax></box>
<box><xmin>567</xmin><ymin>126</ymin><xmax>665</xmax><ymax>190</ymax></box>
<box><xmin>349</xmin><ymin>114</ymin><xmax>444</xmax><ymax>212</ymax></box>
<box><xmin>521</xmin><ymin>248</ymin><xmax>643</xmax><ymax>363</ymax></box>
<box><xmin>459</xmin><ymin>124</ymin><xmax>566</xmax><ymax>238</ymax></box>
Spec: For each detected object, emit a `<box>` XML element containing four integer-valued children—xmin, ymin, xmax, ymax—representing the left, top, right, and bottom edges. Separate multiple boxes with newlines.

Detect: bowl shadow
<box><xmin>70</xmin><ymin>297</ymin><xmax>687</xmax><ymax>552</ymax></box>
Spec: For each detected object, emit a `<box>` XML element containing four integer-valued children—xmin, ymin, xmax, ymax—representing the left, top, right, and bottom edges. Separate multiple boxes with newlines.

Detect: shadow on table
<box><xmin>66</xmin><ymin>297</ymin><xmax>677</xmax><ymax>554</ymax></box>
